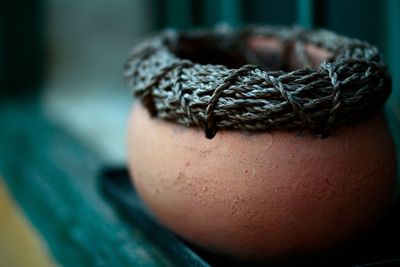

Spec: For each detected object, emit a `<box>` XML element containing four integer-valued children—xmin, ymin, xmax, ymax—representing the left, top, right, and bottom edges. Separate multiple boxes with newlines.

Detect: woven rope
<box><xmin>124</xmin><ymin>26</ymin><xmax>391</xmax><ymax>139</ymax></box>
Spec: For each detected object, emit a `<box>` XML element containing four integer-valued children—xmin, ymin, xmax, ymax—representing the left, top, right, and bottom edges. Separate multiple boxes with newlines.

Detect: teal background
<box><xmin>2</xmin><ymin>0</ymin><xmax>398</xmax><ymax>130</ymax></box>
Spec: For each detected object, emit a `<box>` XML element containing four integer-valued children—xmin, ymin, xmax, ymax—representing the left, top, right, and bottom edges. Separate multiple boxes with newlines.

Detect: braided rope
<box><xmin>124</xmin><ymin>26</ymin><xmax>391</xmax><ymax>138</ymax></box>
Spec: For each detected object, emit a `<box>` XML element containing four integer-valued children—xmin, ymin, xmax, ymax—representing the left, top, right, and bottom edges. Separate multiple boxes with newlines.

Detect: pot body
<box><xmin>127</xmin><ymin>103</ymin><xmax>396</xmax><ymax>260</ymax></box>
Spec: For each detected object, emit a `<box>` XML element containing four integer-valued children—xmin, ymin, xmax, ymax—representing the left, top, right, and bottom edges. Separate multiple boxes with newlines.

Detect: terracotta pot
<box><xmin>127</xmin><ymin>103</ymin><xmax>396</xmax><ymax>260</ymax></box>
<box><xmin>126</xmin><ymin>35</ymin><xmax>396</xmax><ymax>260</ymax></box>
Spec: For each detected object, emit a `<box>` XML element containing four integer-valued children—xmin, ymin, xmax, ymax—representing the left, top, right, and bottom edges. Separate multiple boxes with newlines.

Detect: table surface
<box><xmin>0</xmin><ymin>100</ymin><xmax>208</xmax><ymax>267</ymax></box>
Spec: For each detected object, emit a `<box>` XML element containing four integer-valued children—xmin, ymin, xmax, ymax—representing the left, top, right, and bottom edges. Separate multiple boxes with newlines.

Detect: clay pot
<box><xmin>127</xmin><ymin>104</ymin><xmax>396</xmax><ymax>260</ymax></box>
<box><xmin>126</xmin><ymin>36</ymin><xmax>396</xmax><ymax>260</ymax></box>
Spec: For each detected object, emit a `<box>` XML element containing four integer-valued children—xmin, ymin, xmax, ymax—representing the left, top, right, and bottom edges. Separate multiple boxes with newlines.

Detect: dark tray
<box><xmin>99</xmin><ymin>167</ymin><xmax>400</xmax><ymax>267</ymax></box>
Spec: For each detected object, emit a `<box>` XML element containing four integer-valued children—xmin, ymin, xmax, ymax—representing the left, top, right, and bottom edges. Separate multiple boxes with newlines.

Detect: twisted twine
<box><xmin>124</xmin><ymin>26</ymin><xmax>391</xmax><ymax>139</ymax></box>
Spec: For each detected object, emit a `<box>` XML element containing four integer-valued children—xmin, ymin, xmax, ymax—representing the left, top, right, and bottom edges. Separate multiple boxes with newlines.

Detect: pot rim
<box><xmin>125</xmin><ymin>25</ymin><xmax>391</xmax><ymax>139</ymax></box>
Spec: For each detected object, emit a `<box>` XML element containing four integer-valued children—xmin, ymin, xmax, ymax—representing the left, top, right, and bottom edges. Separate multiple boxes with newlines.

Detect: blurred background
<box><xmin>2</xmin><ymin>0</ymin><xmax>399</xmax><ymax>163</ymax></box>
<box><xmin>1</xmin><ymin>0</ymin><xmax>399</xmax><ymax>266</ymax></box>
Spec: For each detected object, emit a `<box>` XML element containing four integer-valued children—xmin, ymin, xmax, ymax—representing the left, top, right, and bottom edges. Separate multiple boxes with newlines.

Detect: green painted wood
<box><xmin>296</xmin><ymin>0</ymin><xmax>314</xmax><ymax>28</ymax></box>
<box><xmin>0</xmin><ymin>100</ymin><xmax>209</xmax><ymax>267</ymax></box>
<box><xmin>203</xmin><ymin>0</ymin><xmax>242</xmax><ymax>27</ymax></box>
<box><xmin>151</xmin><ymin>0</ymin><xmax>167</xmax><ymax>30</ymax></box>
<box><xmin>323</xmin><ymin>0</ymin><xmax>385</xmax><ymax>49</ymax></box>
<box><xmin>386</xmin><ymin>0</ymin><xmax>400</xmax><ymax>101</ymax></box>
<box><xmin>165</xmin><ymin>0</ymin><xmax>193</xmax><ymax>29</ymax></box>
<box><xmin>384</xmin><ymin>0</ymin><xmax>400</xmax><ymax>201</ymax></box>
<box><xmin>220</xmin><ymin>0</ymin><xmax>243</xmax><ymax>27</ymax></box>
<box><xmin>242</xmin><ymin>0</ymin><xmax>297</xmax><ymax>25</ymax></box>
<box><xmin>296</xmin><ymin>0</ymin><xmax>325</xmax><ymax>28</ymax></box>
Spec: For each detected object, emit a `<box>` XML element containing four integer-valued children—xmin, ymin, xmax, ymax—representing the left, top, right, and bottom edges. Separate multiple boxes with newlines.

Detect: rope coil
<box><xmin>124</xmin><ymin>26</ymin><xmax>391</xmax><ymax>138</ymax></box>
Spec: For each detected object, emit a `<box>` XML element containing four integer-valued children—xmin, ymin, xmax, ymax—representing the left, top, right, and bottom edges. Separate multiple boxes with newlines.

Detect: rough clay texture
<box><xmin>127</xmin><ymin>104</ymin><xmax>396</xmax><ymax>260</ymax></box>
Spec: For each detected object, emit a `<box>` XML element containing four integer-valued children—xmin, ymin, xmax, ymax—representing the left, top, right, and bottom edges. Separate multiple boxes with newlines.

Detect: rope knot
<box><xmin>205</xmin><ymin>64</ymin><xmax>258</xmax><ymax>139</ymax></box>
